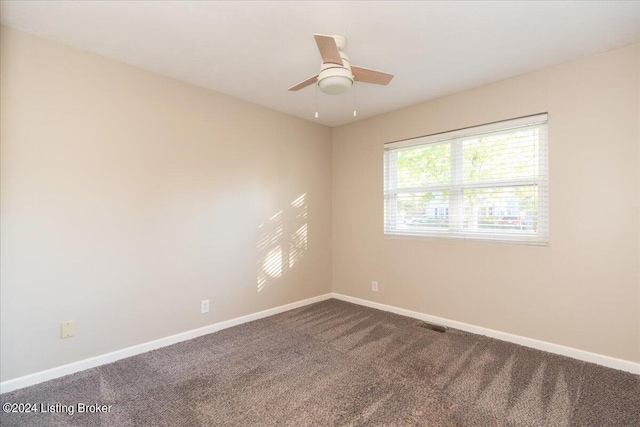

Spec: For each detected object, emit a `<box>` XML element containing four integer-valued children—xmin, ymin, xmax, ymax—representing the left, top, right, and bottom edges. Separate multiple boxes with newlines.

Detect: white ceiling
<box><xmin>2</xmin><ymin>1</ymin><xmax>639</xmax><ymax>127</ymax></box>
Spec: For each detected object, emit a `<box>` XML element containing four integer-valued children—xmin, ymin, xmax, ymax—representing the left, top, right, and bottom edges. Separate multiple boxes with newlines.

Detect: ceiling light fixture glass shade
<box><xmin>318</xmin><ymin>75</ymin><xmax>353</xmax><ymax>95</ymax></box>
<box><xmin>317</xmin><ymin>63</ymin><xmax>354</xmax><ymax>95</ymax></box>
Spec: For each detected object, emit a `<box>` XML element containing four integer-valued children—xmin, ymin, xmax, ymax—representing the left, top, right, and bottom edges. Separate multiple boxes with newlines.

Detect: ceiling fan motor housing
<box><xmin>318</xmin><ymin>51</ymin><xmax>353</xmax><ymax>95</ymax></box>
<box><xmin>288</xmin><ymin>34</ymin><xmax>393</xmax><ymax>94</ymax></box>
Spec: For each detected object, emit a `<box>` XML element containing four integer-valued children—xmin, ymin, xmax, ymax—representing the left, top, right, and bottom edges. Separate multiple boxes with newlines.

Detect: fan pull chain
<box><xmin>353</xmin><ymin>83</ymin><xmax>357</xmax><ymax>117</ymax></box>
<box><xmin>315</xmin><ymin>84</ymin><xmax>319</xmax><ymax>119</ymax></box>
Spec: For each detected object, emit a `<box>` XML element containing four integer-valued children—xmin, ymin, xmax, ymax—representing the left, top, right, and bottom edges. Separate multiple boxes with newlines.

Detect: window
<box><xmin>384</xmin><ymin>114</ymin><xmax>548</xmax><ymax>245</ymax></box>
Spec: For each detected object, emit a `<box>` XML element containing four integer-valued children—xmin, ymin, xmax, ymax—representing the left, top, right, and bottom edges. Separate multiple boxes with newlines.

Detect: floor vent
<box><xmin>417</xmin><ymin>322</ymin><xmax>447</xmax><ymax>333</ymax></box>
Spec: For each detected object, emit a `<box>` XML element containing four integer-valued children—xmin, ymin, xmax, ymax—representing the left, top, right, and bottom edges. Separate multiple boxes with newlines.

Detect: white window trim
<box><xmin>383</xmin><ymin>114</ymin><xmax>549</xmax><ymax>246</ymax></box>
<box><xmin>385</xmin><ymin>114</ymin><xmax>548</xmax><ymax>149</ymax></box>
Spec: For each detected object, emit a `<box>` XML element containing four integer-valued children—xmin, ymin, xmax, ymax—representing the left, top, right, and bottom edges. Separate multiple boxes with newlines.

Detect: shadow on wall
<box><xmin>257</xmin><ymin>193</ymin><xmax>308</xmax><ymax>292</ymax></box>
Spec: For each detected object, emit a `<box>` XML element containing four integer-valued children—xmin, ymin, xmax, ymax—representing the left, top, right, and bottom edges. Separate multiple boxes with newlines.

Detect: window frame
<box><xmin>383</xmin><ymin>114</ymin><xmax>549</xmax><ymax>245</ymax></box>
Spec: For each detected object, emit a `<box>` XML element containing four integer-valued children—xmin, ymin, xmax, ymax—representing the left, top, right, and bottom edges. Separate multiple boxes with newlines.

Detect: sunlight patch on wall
<box><xmin>263</xmin><ymin>246</ymin><xmax>283</xmax><ymax>280</ymax></box>
<box><xmin>257</xmin><ymin>193</ymin><xmax>308</xmax><ymax>292</ymax></box>
<box><xmin>257</xmin><ymin>211</ymin><xmax>283</xmax><ymax>292</ymax></box>
<box><xmin>289</xmin><ymin>193</ymin><xmax>308</xmax><ymax>269</ymax></box>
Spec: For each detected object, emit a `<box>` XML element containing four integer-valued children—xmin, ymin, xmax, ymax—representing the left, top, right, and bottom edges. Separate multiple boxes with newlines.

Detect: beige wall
<box><xmin>1</xmin><ymin>26</ymin><xmax>639</xmax><ymax>383</ymax></box>
<box><xmin>332</xmin><ymin>44</ymin><xmax>640</xmax><ymax>363</ymax></box>
<box><xmin>0</xmin><ymin>27</ymin><xmax>332</xmax><ymax>381</ymax></box>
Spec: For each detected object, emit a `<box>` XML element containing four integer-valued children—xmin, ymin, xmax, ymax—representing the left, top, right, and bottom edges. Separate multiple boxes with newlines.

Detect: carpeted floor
<box><xmin>1</xmin><ymin>299</ymin><xmax>639</xmax><ymax>426</ymax></box>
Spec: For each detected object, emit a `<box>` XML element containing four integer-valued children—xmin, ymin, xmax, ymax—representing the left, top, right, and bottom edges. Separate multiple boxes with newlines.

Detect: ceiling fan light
<box><xmin>318</xmin><ymin>75</ymin><xmax>353</xmax><ymax>95</ymax></box>
<box><xmin>317</xmin><ymin>64</ymin><xmax>354</xmax><ymax>95</ymax></box>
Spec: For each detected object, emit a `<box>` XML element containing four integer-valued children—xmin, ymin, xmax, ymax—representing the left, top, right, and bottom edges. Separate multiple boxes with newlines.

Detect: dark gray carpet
<box><xmin>1</xmin><ymin>299</ymin><xmax>639</xmax><ymax>426</ymax></box>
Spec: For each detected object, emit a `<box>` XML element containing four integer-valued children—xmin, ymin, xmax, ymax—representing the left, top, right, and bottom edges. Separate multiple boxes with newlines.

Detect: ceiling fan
<box><xmin>289</xmin><ymin>34</ymin><xmax>394</xmax><ymax>95</ymax></box>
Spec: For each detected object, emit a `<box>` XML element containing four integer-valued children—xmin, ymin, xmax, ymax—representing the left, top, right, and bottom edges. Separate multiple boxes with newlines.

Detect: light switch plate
<box><xmin>61</xmin><ymin>321</ymin><xmax>74</xmax><ymax>338</ymax></box>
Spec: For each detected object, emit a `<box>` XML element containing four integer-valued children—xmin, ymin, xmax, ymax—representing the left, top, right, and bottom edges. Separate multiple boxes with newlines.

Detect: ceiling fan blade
<box><xmin>352</xmin><ymin>66</ymin><xmax>394</xmax><ymax>85</ymax></box>
<box><xmin>314</xmin><ymin>34</ymin><xmax>343</xmax><ymax>65</ymax></box>
<box><xmin>288</xmin><ymin>74</ymin><xmax>319</xmax><ymax>91</ymax></box>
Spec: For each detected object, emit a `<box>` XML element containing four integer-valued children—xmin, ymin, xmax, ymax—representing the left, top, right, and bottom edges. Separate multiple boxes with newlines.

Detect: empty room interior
<box><xmin>1</xmin><ymin>1</ymin><xmax>639</xmax><ymax>426</ymax></box>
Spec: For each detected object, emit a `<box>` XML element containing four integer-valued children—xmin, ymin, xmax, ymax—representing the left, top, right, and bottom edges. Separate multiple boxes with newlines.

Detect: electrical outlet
<box><xmin>61</xmin><ymin>321</ymin><xmax>75</xmax><ymax>338</ymax></box>
<box><xmin>372</xmin><ymin>281</ymin><xmax>378</xmax><ymax>292</ymax></box>
<box><xmin>201</xmin><ymin>299</ymin><xmax>210</xmax><ymax>314</ymax></box>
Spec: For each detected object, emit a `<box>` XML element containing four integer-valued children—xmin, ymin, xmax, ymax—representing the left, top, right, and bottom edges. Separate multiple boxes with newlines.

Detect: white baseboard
<box><xmin>0</xmin><ymin>293</ymin><xmax>333</xmax><ymax>394</ymax></box>
<box><xmin>332</xmin><ymin>293</ymin><xmax>640</xmax><ymax>375</ymax></box>
<box><xmin>2</xmin><ymin>291</ymin><xmax>637</xmax><ymax>394</ymax></box>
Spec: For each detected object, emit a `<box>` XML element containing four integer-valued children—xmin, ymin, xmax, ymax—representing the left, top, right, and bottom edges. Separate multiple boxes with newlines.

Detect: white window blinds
<box><xmin>384</xmin><ymin>114</ymin><xmax>549</xmax><ymax>245</ymax></box>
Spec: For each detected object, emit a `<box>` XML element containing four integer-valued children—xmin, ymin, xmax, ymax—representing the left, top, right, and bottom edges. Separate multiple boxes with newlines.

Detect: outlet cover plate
<box><xmin>201</xmin><ymin>299</ymin><xmax>210</xmax><ymax>314</ymax></box>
